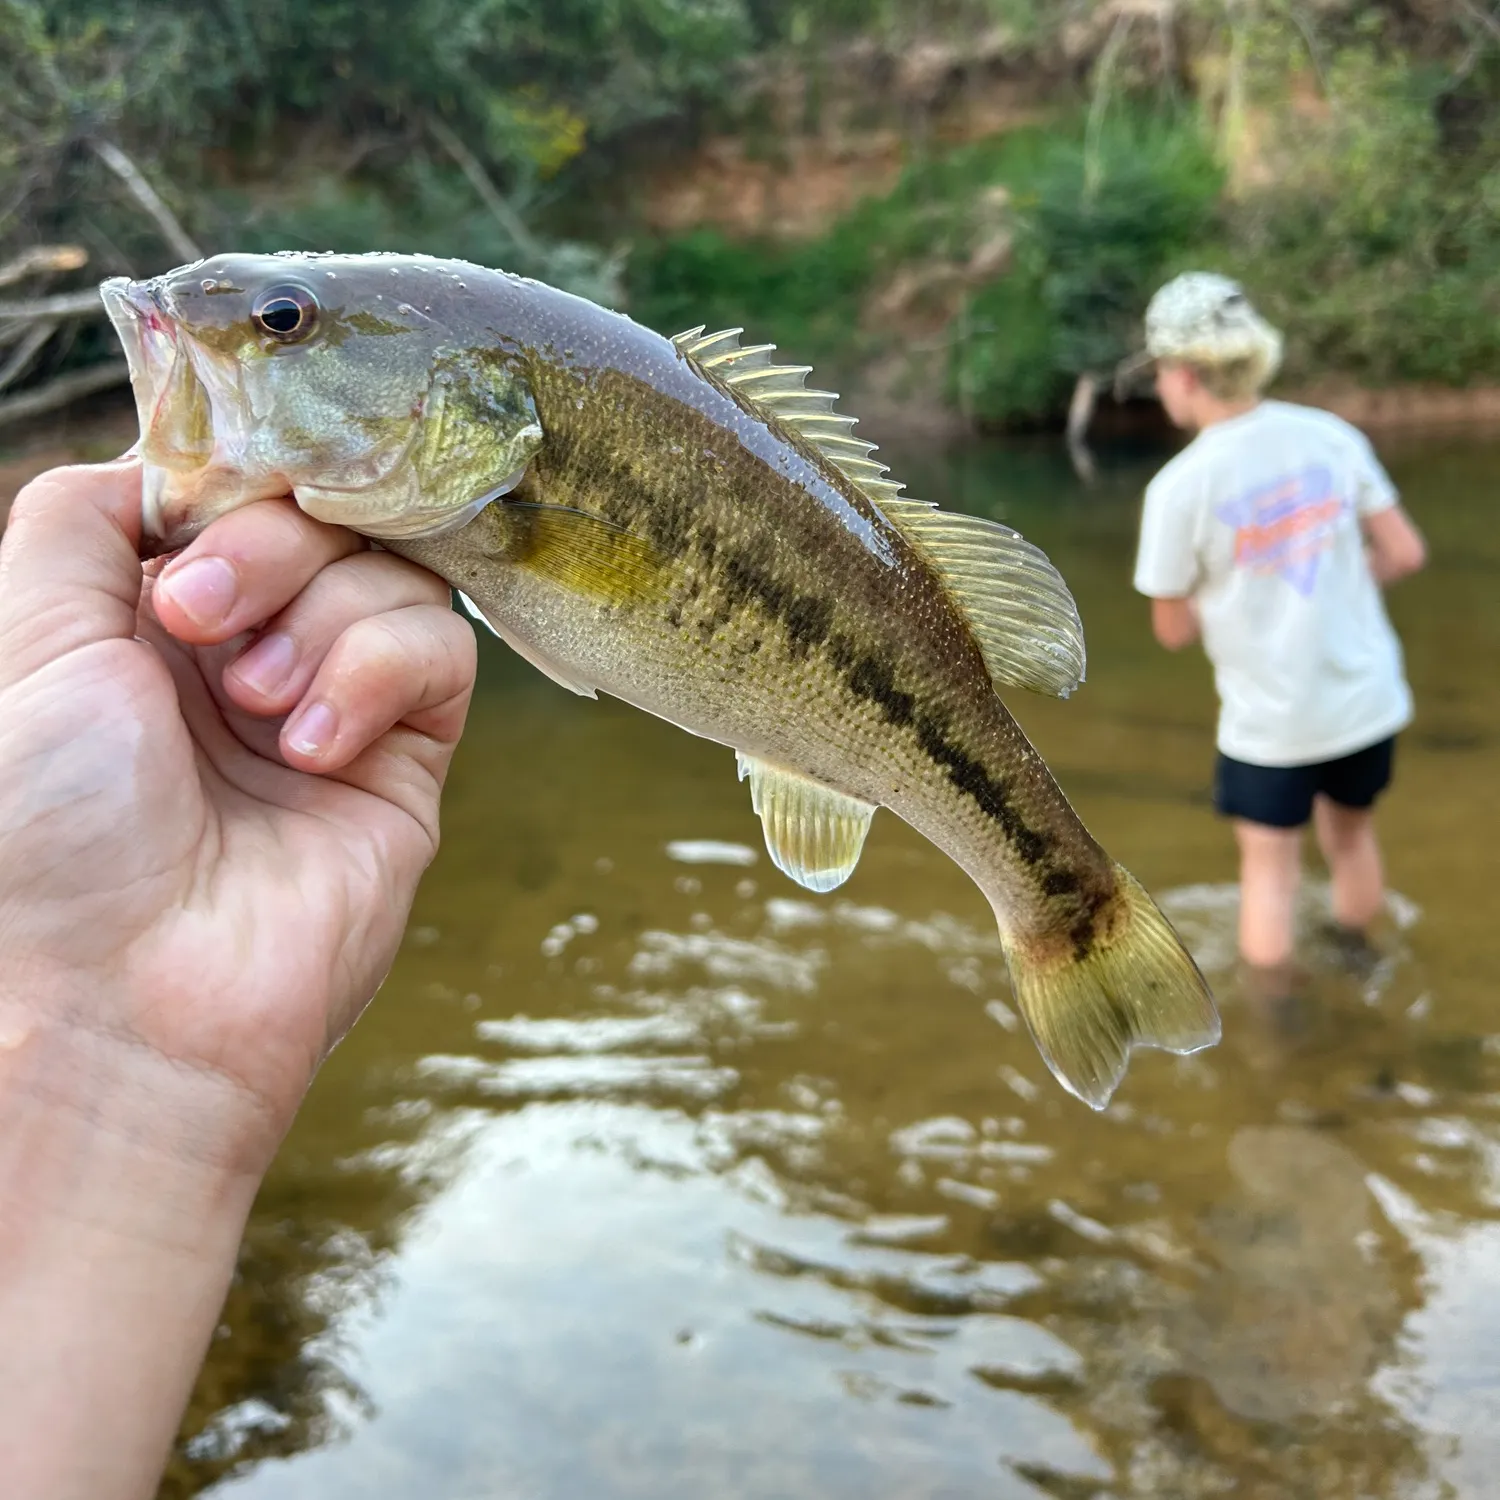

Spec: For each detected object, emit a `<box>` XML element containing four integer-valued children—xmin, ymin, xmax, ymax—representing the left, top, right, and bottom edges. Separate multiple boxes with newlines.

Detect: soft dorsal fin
<box><xmin>882</xmin><ymin>499</ymin><xmax>1086</xmax><ymax>698</ymax></box>
<box><xmin>672</xmin><ymin>326</ymin><xmax>1086</xmax><ymax>701</ymax></box>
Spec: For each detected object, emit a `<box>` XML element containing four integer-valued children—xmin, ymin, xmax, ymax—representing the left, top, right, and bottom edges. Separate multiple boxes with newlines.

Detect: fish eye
<box><xmin>251</xmin><ymin>285</ymin><xmax>319</xmax><ymax>344</ymax></box>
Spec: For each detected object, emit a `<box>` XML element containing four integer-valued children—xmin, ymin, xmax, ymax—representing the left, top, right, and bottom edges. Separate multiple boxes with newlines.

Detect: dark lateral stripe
<box><xmin>838</xmin><ymin>644</ymin><xmax>1053</xmax><ymax>867</ymax></box>
<box><xmin>679</xmin><ymin>520</ymin><xmax>1058</xmax><ymax>867</ymax></box>
<box><xmin>550</xmin><ymin>398</ymin><xmax>1057</xmax><ymax>870</ymax></box>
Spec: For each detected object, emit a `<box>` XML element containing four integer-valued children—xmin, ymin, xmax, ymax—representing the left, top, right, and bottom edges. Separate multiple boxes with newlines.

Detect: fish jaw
<box><xmin>101</xmin><ymin>276</ymin><xmax>290</xmax><ymax>554</ymax></box>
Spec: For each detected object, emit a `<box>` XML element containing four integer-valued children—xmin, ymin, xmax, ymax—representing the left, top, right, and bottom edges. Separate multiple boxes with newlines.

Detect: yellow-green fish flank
<box><xmin>101</xmin><ymin>251</ymin><xmax>1219</xmax><ymax>1108</ymax></box>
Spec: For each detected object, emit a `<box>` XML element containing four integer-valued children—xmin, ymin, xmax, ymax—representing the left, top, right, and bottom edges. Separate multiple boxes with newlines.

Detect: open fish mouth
<box><xmin>101</xmin><ymin>277</ymin><xmax>188</xmax><ymax>548</ymax></box>
<box><xmin>100</xmin><ymin>276</ymin><xmax>277</xmax><ymax>554</ymax></box>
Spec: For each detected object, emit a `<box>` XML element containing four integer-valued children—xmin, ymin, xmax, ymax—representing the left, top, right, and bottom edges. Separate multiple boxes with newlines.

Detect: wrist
<box><xmin>0</xmin><ymin>988</ymin><xmax>266</xmax><ymax>1500</ymax></box>
<box><xmin>0</xmin><ymin>980</ymin><xmax>280</xmax><ymax>1227</ymax></box>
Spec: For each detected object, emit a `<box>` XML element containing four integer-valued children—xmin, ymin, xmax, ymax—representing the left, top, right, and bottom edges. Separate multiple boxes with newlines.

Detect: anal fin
<box><xmin>736</xmin><ymin>753</ymin><xmax>875</xmax><ymax>893</ymax></box>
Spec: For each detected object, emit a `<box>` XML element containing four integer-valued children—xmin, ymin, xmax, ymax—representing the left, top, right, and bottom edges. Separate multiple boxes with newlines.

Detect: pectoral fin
<box><xmin>736</xmin><ymin>753</ymin><xmax>876</xmax><ymax>893</ymax></box>
<box><xmin>503</xmin><ymin>502</ymin><xmax>666</xmax><ymax>608</ymax></box>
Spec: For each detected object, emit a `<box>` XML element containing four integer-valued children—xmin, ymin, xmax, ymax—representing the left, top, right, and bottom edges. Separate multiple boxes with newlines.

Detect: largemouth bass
<box><xmin>100</xmin><ymin>252</ymin><xmax>1218</xmax><ymax>1108</ymax></box>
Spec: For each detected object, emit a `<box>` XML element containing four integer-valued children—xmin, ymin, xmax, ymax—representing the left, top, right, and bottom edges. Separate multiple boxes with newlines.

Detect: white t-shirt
<box><xmin>1133</xmin><ymin>400</ymin><xmax>1413</xmax><ymax>766</ymax></box>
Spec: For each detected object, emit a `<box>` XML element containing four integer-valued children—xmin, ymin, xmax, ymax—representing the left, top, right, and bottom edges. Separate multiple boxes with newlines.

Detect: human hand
<box><xmin>0</xmin><ymin>455</ymin><xmax>477</xmax><ymax>1499</ymax></box>
<box><xmin>0</xmin><ymin>456</ymin><xmax>476</xmax><ymax>1175</ymax></box>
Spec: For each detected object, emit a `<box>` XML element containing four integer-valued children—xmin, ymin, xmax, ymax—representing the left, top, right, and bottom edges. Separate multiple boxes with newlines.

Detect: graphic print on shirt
<box><xmin>1213</xmin><ymin>464</ymin><xmax>1347</xmax><ymax>597</ymax></box>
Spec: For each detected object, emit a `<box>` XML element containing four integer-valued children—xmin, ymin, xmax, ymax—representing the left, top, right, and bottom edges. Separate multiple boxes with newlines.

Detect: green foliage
<box><xmin>1217</xmin><ymin>43</ymin><xmax>1500</xmax><ymax>387</ymax></box>
<box><xmin>0</xmin><ymin>0</ymin><xmax>755</xmax><ymax>299</ymax></box>
<box><xmin>628</xmin><ymin>127</ymin><xmax>1057</xmax><ymax>361</ymax></box>
<box><xmin>627</xmin><ymin>226</ymin><xmax>869</xmax><ymax>356</ymax></box>
<box><xmin>4</xmin><ymin>0</ymin><xmax>1500</xmax><ymax>417</ymax></box>
<box><xmin>954</xmin><ymin>113</ymin><xmax>1224</xmax><ymax>425</ymax></box>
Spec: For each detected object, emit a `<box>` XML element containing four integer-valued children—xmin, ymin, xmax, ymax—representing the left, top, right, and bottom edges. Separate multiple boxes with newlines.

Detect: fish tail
<box><xmin>1000</xmin><ymin>864</ymin><xmax>1220</xmax><ymax>1110</ymax></box>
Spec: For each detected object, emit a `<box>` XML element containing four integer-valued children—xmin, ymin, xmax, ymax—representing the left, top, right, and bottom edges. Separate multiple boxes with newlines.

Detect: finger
<box><xmin>220</xmin><ymin>551</ymin><xmax>452</xmax><ymax>717</ymax></box>
<box><xmin>151</xmin><ymin>498</ymin><xmax>365</xmax><ymax>645</ymax></box>
<box><xmin>0</xmin><ymin>458</ymin><xmax>144</xmax><ymax>686</ymax></box>
<box><xmin>278</xmin><ymin>604</ymin><xmax>476</xmax><ymax>779</ymax></box>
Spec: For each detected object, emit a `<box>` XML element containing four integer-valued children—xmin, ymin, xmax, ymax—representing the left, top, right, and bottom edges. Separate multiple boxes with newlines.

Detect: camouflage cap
<box><xmin>1115</xmin><ymin>272</ymin><xmax>1283</xmax><ymax>399</ymax></box>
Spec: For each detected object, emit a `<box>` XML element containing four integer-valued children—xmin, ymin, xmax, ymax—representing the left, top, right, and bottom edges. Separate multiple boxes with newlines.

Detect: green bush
<box><xmin>952</xmin><ymin>112</ymin><xmax>1223</xmax><ymax>426</ymax></box>
<box><xmin>1216</xmin><ymin>45</ymin><xmax>1500</xmax><ymax>388</ymax></box>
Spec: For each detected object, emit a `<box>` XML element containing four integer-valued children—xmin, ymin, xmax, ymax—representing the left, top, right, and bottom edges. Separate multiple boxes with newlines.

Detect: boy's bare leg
<box><xmin>1234</xmin><ymin>819</ymin><xmax>1303</xmax><ymax>967</ymax></box>
<box><xmin>1313</xmin><ymin>794</ymin><xmax>1385</xmax><ymax>932</ymax></box>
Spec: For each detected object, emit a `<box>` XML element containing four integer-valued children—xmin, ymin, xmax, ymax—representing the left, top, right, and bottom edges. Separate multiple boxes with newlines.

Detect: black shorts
<box><xmin>1213</xmin><ymin>736</ymin><xmax>1396</xmax><ymax>830</ymax></box>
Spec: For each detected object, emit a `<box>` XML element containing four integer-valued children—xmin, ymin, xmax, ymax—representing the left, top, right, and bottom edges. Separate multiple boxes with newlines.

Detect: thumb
<box><xmin>0</xmin><ymin>458</ymin><xmax>145</xmax><ymax>688</ymax></box>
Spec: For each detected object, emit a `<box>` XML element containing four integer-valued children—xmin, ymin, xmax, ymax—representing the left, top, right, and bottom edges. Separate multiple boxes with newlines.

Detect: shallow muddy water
<box><xmin>128</xmin><ymin>425</ymin><xmax>1500</xmax><ymax>1499</ymax></box>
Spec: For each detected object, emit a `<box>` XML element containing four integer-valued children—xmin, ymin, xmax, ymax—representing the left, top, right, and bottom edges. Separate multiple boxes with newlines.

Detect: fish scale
<box><xmin>101</xmin><ymin>250</ymin><xmax>1220</xmax><ymax>1108</ymax></box>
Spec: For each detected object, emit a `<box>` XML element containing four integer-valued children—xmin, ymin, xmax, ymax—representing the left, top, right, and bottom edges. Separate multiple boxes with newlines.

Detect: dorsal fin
<box><xmin>672</xmin><ymin>325</ymin><xmax>1086</xmax><ymax>700</ymax></box>
<box><xmin>882</xmin><ymin>499</ymin><xmax>1086</xmax><ymax>698</ymax></box>
<box><xmin>671</xmin><ymin>325</ymin><xmax>904</xmax><ymax>505</ymax></box>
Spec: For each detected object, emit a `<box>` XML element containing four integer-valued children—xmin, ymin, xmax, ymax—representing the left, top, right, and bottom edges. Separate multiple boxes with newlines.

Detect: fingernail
<box><xmin>230</xmin><ymin>632</ymin><xmax>296</xmax><ymax>697</ymax></box>
<box><xmin>160</xmin><ymin>556</ymin><xmax>237</xmax><ymax>628</ymax></box>
<box><xmin>285</xmin><ymin>700</ymin><xmax>337</xmax><ymax>757</ymax></box>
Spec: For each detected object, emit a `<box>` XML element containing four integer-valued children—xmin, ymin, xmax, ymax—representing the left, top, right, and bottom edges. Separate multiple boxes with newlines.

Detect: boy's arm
<box><xmin>1134</xmin><ymin>469</ymin><xmax>1201</xmax><ymax>650</ymax></box>
<box><xmin>1362</xmin><ymin>504</ymin><xmax>1427</xmax><ymax>585</ymax></box>
<box><xmin>1349</xmin><ymin>426</ymin><xmax>1424</xmax><ymax>586</ymax></box>
<box><xmin>1150</xmin><ymin>596</ymin><xmax>1200</xmax><ymax>650</ymax></box>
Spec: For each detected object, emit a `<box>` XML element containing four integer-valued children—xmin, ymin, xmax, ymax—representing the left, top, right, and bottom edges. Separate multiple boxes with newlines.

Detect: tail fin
<box><xmin>1003</xmin><ymin>865</ymin><xmax>1220</xmax><ymax>1110</ymax></box>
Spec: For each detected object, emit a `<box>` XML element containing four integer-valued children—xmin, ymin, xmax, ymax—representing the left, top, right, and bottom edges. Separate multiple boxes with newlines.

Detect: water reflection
<box><xmin>163</xmin><ymin>432</ymin><xmax>1500</xmax><ymax>1499</ymax></box>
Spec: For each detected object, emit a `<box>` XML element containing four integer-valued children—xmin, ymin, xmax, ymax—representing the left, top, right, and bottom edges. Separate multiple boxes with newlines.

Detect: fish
<box><xmin>100</xmin><ymin>251</ymin><xmax>1219</xmax><ymax>1108</ymax></box>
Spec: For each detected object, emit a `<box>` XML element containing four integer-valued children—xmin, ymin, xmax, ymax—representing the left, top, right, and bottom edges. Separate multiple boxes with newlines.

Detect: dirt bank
<box><xmin>3</xmin><ymin>378</ymin><xmax>1495</xmax><ymax>533</ymax></box>
<box><xmin>1281</xmin><ymin>382</ymin><xmax>1500</xmax><ymax>432</ymax></box>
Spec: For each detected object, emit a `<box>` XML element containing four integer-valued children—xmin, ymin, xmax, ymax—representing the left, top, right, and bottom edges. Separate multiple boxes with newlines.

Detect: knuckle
<box><xmin>10</xmin><ymin>467</ymin><xmax>85</xmax><ymax>521</ymax></box>
<box><xmin>338</xmin><ymin>612</ymin><xmax>415</xmax><ymax>678</ymax></box>
<box><xmin>331</xmin><ymin>607</ymin><xmax>474</xmax><ymax>699</ymax></box>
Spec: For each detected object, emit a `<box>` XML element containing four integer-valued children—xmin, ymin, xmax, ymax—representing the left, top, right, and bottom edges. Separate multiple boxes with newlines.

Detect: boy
<box><xmin>1125</xmin><ymin>272</ymin><xmax>1426</xmax><ymax>972</ymax></box>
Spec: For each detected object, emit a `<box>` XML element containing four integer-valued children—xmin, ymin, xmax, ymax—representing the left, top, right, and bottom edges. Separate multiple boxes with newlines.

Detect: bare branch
<box><xmin>1084</xmin><ymin>12</ymin><xmax>1136</xmax><ymax>200</ymax></box>
<box><xmin>0</xmin><ymin>359</ymin><xmax>130</xmax><ymax>429</ymax></box>
<box><xmin>89</xmin><ymin>138</ymin><xmax>203</xmax><ymax>263</ymax></box>
<box><xmin>1065</xmin><ymin>372</ymin><xmax>1099</xmax><ymax>486</ymax></box>
<box><xmin>0</xmin><ymin>320</ymin><xmax>56</xmax><ymax>392</ymax></box>
<box><xmin>0</xmin><ymin>288</ymin><xmax>103</xmax><ymax>321</ymax></box>
<box><xmin>0</xmin><ymin>244</ymin><xmax>88</xmax><ymax>289</ymax></box>
<box><xmin>425</xmin><ymin>114</ymin><xmax>544</xmax><ymax>263</ymax></box>
<box><xmin>1456</xmin><ymin>0</ymin><xmax>1500</xmax><ymax>42</ymax></box>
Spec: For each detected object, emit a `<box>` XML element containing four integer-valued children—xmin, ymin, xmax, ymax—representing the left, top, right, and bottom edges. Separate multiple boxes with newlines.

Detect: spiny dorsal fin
<box><xmin>882</xmin><ymin>499</ymin><xmax>1087</xmax><ymax>699</ymax></box>
<box><xmin>672</xmin><ymin>326</ymin><xmax>1085</xmax><ymax>700</ymax></box>
<box><xmin>672</xmin><ymin>325</ymin><xmax>904</xmax><ymax>505</ymax></box>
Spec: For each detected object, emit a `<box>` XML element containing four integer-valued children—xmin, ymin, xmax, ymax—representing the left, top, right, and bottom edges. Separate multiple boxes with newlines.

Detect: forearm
<box><xmin>1150</xmin><ymin>595</ymin><xmax>1200</xmax><ymax>651</ymax></box>
<box><xmin>1367</xmin><ymin>548</ymin><xmax>1419</xmax><ymax>586</ymax></box>
<box><xmin>0</xmin><ymin>995</ymin><xmax>264</xmax><ymax>1500</ymax></box>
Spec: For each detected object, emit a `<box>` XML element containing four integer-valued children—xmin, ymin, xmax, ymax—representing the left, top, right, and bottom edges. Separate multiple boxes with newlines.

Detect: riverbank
<box><xmin>5</xmin><ymin>377</ymin><xmax>1499</xmax><ymax>534</ymax></box>
<box><xmin>6</xmin><ymin>7</ymin><xmax>1498</xmax><ymax>441</ymax></box>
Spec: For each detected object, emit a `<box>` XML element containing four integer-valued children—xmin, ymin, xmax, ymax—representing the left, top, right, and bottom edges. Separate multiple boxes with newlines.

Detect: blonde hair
<box><xmin>1187</xmin><ymin>352</ymin><xmax>1274</xmax><ymax>402</ymax></box>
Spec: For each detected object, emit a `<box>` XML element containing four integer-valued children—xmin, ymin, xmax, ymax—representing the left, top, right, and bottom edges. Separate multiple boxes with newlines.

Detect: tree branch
<box><xmin>89</xmin><ymin>138</ymin><xmax>203</xmax><ymax>263</ymax></box>
<box><xmin>0</xmin><ymin>360</ymin><xmax>130</xmax><ymax>428</ymax></box>
<box><xmin>425</xmin><ymin>114</ymin><xmax>544</xmax><ymax>263</ymax></box>
<box><xmin>0</xmin><ymin>320</ymin><xmax>56</xmax><ymax>392</ymax></box>
<box><xmin>0</xmin><ymin>245</ymin><xmax>88</xmax><ymax>290</ymax></box>
<box><xmin>0</xmin><ymin>288</ymin><xmax>104</xmax><ymax>322</ymax></box>
<box><xmin>1065</xmin><ymin>372</ymin><xmax>1099</xmax><ymax>486</ymax></box>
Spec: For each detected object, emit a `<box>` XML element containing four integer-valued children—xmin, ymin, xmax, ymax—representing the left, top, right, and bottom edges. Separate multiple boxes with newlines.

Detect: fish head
<box><xmin>101</xmin><ymin>251</ymin><xmax>543</xmax><ymax>552</ymax></box>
